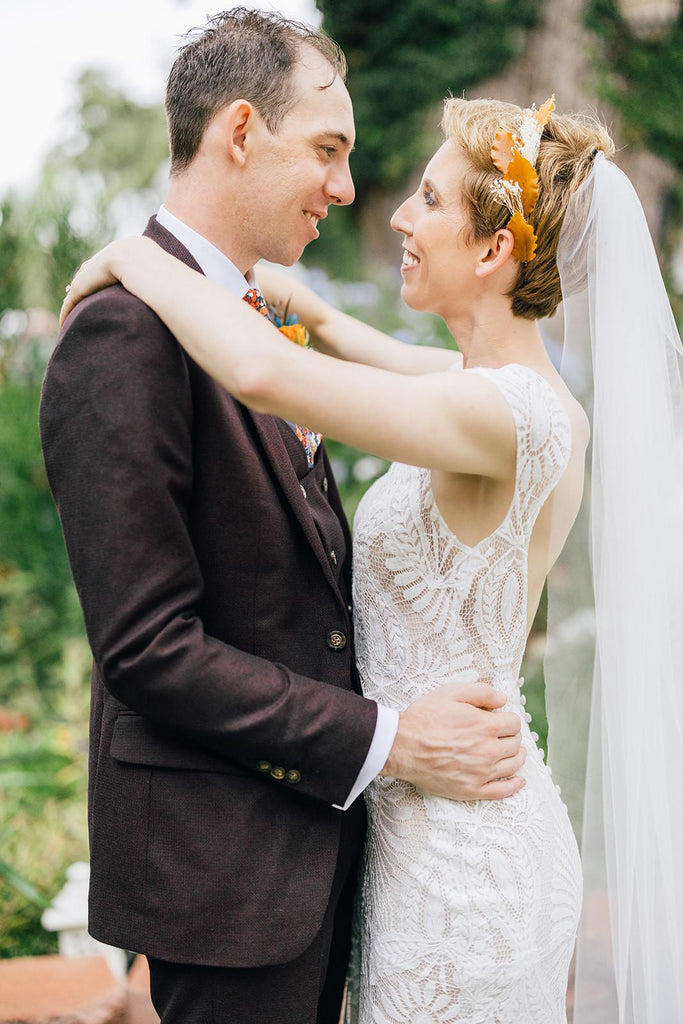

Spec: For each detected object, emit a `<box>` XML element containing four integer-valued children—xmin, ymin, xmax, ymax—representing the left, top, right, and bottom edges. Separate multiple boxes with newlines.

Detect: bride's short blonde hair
<box><xmin>441</xmin><ymin>97</ymin><xmax>615</xmax><ymax>320</ymax></box>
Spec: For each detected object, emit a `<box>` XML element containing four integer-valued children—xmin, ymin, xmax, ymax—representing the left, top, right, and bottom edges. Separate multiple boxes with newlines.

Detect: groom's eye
<box><xmin>321</xmin><ymin>146</ymin><xmax>337</xmax><ymax>156</ymax></box>
<box><xmin>423</xmin><ymin>187</ymin><xmax>436</xmax><ymax>207</ymax></box>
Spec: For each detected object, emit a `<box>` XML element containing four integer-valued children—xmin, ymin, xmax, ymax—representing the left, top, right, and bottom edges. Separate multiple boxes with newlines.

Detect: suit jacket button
<box><xmin>327</xmin><ymin>630</ymin><xmax>347</xmax><ymax>651</ymax></box>
<box><xmin>323</xmin><ymin>476</ymin><xmax>329</xmax><ymax>494</ymax></box>
<box><xmin>270</xmin><ymin>766</ymin><xmax>286</xmax><ymax>780</ymax></box>
<box><xmin>285</xmin><ymin>769</ymin><xmax>301</xmax><ymax>785</ymax></box>
<box><xmin>330</xmin><ymin>549</ymin><xmax>337</xmax><ymax>566</ymax></box>
<box><xmin>256</xmin><ymin>760</ymin><xmax>272</xmax><ymax>773</ymax></box>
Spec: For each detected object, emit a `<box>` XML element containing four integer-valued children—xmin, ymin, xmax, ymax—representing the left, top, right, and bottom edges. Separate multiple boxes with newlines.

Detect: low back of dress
<box><xmin>353</xmin><ymin>363</ymin><xmax>572</xmax><ymax>710</ymax></box>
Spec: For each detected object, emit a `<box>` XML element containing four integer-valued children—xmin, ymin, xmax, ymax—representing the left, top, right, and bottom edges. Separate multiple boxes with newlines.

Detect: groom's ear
<box><xmin>221</xmin><ymin>100</ymin><xmax>257</xmax><ymax>168</ymax></box>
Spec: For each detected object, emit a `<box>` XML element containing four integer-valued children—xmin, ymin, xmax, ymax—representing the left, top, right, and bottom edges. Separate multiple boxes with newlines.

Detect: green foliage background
<box><xmin>586</xmin><ymin>0</ymin><xmax>683</xmax><ymax>277</ymax></box>
<box><xmin>587</xmin><ymin>0</ymin><xmax>683</xmax><ymax>174</ymax></box>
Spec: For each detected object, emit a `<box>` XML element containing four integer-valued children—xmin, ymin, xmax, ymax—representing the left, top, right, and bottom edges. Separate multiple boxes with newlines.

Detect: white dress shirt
<box><xmin>155</xmin><ymin>205</ymin><xmax>400</xmax><ymax>809</ymax></box>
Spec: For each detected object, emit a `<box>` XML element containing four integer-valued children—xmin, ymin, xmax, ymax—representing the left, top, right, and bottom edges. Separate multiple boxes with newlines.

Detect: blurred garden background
<box><xmin>1</xmin><ymin>0</ymin><xmax>682</xmax><ymax>960</ymax></box>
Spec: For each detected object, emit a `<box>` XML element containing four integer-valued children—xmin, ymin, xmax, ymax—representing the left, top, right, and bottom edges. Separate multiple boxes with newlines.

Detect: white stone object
<box><xmin>41</xmin><ymin>861</ymin><xmax>127</xmax><ymax>979</ymax></box>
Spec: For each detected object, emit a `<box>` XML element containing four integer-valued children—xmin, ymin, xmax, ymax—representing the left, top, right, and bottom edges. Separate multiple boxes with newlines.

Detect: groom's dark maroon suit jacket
<box><xmin>39</xmin><ymin>217</ymin><xmax>378</xmax><ymax>967</ymax></box>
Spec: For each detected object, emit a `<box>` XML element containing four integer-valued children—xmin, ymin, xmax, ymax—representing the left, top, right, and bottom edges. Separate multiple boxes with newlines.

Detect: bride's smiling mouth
<box><xmin>401</xmin><ymin>246</ymin><xmax>421</xmax><ymax>271</ymax></box>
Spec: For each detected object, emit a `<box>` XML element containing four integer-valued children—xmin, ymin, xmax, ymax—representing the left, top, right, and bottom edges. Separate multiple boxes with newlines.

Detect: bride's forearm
<box><xmin>255</xmin><ymin>264</ymin><xmax>330</xmax><ymax>337</ymax></box>
<box><xmin>256</xmin><ymin>263</ymin><xmax>456</xmax><ymax>374</ymax></box>
<box><xmin>255</xmin><ymin>265</ymin><xmax>373</xmax><ymax>363</ymax></box>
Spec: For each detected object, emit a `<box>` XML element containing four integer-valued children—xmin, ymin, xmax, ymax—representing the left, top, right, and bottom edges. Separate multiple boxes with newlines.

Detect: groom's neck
<box><xmin>164</xmin><ymin>176</ymin><xmax>254</xmax><ymax>276</ymax></box>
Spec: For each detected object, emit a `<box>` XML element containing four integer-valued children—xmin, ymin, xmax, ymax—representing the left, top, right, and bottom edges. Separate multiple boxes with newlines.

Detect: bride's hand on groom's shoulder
<box><xmin>59</xmin><ymin>237</ymin><xmax>157</xmax><ymax>327</ymax></box>
<box><xmin>380</xmin><ymin>682</ymin><xmax>526</xmax><ymax>802</ymax></box>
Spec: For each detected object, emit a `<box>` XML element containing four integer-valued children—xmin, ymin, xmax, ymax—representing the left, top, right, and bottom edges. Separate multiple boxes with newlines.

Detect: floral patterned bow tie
<box><xmin>243</xmin><ymin>287</ymin><xmax>322</xmax><ymax>468</ymax></box>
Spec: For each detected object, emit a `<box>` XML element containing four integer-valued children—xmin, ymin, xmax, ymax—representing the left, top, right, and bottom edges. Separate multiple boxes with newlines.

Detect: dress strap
<box><xmin>468</xmin><ymin>364</ymin><xmax>572</xmax><ymax>537</ymax></box>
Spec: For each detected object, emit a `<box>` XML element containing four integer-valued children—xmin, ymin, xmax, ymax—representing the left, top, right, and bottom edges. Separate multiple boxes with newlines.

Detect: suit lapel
<box><xmin>143</xmin><ymin>216</ymin><xmax>344</xmax><ymax>598</ymax></box>
<box><xmin>247</xmin><ymin>412</ymin><xmax>341</xmax><ymax>595</ymax></box>
<box><xmin>323</xmin><ymin>447</ymin><xmax>353</xmax><ymax>597</ymax></box>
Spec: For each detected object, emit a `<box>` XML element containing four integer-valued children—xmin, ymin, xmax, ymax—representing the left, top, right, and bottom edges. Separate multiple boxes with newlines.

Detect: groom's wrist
<box><xmin>379</xmin><ymin>711</ymin><xmax>409</xmax><ymax>779</ymax></box>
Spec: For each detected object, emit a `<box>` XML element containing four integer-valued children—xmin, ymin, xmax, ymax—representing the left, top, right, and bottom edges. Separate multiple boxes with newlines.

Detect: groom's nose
<box><xmin>326</xmin><ymin>161</ymin><xmax>355</xmax><ymax>207</ymax></box>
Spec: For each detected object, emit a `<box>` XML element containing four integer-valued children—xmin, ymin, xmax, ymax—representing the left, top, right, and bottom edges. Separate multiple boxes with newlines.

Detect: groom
<box><xmin>41</xmin><ymin>10</ymin><xmax>525</xmax><ymax>1024</ymax></box>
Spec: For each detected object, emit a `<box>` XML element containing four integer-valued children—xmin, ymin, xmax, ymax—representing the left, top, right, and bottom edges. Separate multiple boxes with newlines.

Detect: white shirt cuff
<box><xmin>333</xmin><ymin>704</ymin><xmax>400</xmax><ymax>811</ymax></box>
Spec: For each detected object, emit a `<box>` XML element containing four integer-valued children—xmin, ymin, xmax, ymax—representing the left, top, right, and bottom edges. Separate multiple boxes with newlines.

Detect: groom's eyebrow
<box><xmin>319</xmin><ymin>131</ymin><xmax>355</xmax><ymax>152</ymax></box>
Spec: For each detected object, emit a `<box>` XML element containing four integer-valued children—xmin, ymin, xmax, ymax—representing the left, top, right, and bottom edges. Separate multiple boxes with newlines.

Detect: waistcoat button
<box><xmin>285</xmin><ymin>769</ymin><xmax>301</xmax><ymax>785</ymax></box>
<box><xmin>256</xmin><ymin>760</ymin><xmax>272</xmax><ymax>773</ymax></box>
<box><xmin>270</xmin><ymin>766</ymin><xmax>286</xmax><ymax>780</ymax></box>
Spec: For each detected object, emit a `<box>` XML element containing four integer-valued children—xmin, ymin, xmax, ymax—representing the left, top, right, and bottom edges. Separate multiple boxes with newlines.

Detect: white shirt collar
<box><xmin>156</xmin><ymin>204</ymin><xmax>256</xmax><ymax>295</ymax></box>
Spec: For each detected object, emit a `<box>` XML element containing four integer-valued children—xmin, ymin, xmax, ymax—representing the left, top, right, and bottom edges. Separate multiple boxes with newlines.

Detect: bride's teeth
<box><xmin>304</xmin><ymin>211</ymin><xmax>319</xmax><ymax>226</ymax></box>
<box><xmin>402</xmin><ymin>249</ymin><xmax>419</xmax><ymax>267</ymax></box>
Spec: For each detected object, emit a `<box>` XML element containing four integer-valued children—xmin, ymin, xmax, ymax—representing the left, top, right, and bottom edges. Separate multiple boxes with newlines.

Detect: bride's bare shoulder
<box><xmin>543</xmin><ymin>370</ymin><xmax>590</xmax><ymax>453</ymax></box>
<box><xmin>563</xmin><ymin>390</ymin><xmax>591</xmax><ymax>452</ymax></box>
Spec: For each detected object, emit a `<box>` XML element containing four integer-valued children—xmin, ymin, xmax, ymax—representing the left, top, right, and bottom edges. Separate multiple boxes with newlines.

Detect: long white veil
<box><xmin>546</xmin><ymin>152</ymin><xmax>683</xmax><ymax>1022</ymax></box>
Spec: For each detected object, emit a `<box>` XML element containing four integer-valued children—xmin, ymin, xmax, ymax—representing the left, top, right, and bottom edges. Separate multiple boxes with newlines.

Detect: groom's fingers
<box><xmin>493</xmin><ymin>750</ymin><xmax>527</xmax><ymax>777</ymax></box>
<box><xmin>493</xmin><ymin>712</ymin><xmax>523</xmax><ymax>738</ymax></box>
<box><xmin>449</xmin><ymin>682</ymin><xmax>508</xmax><ymax>710</ymax></box>
<box><xmin>495</xmin><ymin>737</ymin><xmax>525</xmax><ymax>763</ymax></box>
<box><xmin>479</xmin><ymin>775</ymin><xmax>527</xmax><ymax>801</ymax></box>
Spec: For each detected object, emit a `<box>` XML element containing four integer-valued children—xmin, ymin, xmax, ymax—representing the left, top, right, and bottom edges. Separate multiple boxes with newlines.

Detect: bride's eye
<box><xmin>422</xmin><ymin>187</ymin><xmax>436</xmax><ymax>207</ymax></box>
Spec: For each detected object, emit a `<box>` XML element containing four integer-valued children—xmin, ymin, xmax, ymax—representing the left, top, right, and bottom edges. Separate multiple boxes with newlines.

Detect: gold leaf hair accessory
<box><xmin>489</xmin><ymin>95</ymin><xmax>555</xmax><ymax>262</ymax></box>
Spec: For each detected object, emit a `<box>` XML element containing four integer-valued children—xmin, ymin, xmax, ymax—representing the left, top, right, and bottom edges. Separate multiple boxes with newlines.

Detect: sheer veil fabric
<box><xmin>546</xmin><ymin>152</ymin><xmax>683</xmax><ymax>1021</ymax></box>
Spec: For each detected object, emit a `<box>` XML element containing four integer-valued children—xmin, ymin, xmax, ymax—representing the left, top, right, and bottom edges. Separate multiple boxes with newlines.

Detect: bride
<box><xmin>60</xmin><ymin>96</ymin><xmax>683</xmax><ymax>1023</ymax></box>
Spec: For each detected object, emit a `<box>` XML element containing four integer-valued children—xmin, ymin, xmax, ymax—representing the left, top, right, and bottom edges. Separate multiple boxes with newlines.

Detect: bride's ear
<box><xmin>475</xmin><ymin>229</ymin><xmax>515</xmax><ymax>279</ymax></box>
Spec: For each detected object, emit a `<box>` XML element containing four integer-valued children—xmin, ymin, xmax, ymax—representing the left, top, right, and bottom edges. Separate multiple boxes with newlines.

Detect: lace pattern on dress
<box><xmin>348</xmin><ymin>364</ymin><xmax>581</xmax><ymax>1024</ymax></box>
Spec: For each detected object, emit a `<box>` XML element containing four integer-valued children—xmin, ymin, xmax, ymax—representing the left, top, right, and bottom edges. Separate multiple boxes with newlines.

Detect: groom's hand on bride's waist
<box><xmin>379</xmin><ymin>683</ymin><xmax>526</xmax><ymax>801</ymax></box>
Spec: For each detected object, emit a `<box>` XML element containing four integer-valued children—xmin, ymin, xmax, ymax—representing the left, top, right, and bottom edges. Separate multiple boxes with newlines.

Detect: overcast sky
<box><xmin>0</xmin><ymin>0</ymin><xmax>319</xmax><ymax>197</ymax></box>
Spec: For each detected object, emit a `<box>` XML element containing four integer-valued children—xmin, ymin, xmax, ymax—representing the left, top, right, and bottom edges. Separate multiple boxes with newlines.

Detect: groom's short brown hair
<box><xmin>166</xmin><ymin>7</ymin><xmax>347</xmax><ymax>174</ymax></box>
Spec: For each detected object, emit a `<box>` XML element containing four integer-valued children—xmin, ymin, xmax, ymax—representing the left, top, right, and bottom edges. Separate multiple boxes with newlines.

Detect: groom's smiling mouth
<box><xmin>302</xmin><ymin>209</ymin><xmax>325</xmax><ymax>240</ymax></box>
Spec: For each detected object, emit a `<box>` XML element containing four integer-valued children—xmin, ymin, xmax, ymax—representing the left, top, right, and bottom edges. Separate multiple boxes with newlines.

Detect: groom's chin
<box><xmin>279</xmin><ymin>243</ymin><xmax>308</xmax><ymax>267</ymax></box>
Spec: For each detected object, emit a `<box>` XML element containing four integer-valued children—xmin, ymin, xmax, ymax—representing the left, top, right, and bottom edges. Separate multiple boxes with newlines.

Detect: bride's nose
<box><xmin>390</xmin><ymin>198</ymin><xmax>411</xmax><ymax>235</ymax></box>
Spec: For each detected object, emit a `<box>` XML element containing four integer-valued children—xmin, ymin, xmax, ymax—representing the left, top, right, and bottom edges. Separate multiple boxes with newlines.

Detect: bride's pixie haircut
<box><xmin>442</xmin><ymin>97</ymin><xmax>615</xmax><ymax>321</ymax></box>
<box><xmin>166</xmin><ymin>7</ymin><xmax>346</xmax><ymax>175</ymax></box>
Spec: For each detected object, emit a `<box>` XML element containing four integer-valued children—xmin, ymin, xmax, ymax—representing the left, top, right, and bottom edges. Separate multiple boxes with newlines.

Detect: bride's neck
<box><xmin>446</xmin><ymin>304</ymin><xmax>550</xmax><ymax>371</ymax></box>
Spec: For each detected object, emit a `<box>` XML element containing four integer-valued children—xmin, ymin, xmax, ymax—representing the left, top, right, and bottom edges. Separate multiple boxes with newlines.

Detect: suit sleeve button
<box><xmin>326</xmin><ymin>630</ymin><xmax>347</xmax><ymax>651</ymax></box>
<box><xmin>285</xmin><ymin>769</ymin><xmax>301</xmax><ymax>785</ymax></box>
<box><xmin>256</xmin><ymin>760</ymin><xmax>272</xmax><ymax>773</ymax></box>
<box><xmin>270</xmin><ymin>766</ymin><xmax>286</xmax><ymax>780</ymax></box>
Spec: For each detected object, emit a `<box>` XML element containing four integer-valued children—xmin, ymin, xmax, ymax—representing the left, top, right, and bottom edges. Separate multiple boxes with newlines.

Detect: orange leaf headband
<box><xmin>489</xmin><ymin>95</ymin><xmax>555</xmax><ymax>263</ymax></box>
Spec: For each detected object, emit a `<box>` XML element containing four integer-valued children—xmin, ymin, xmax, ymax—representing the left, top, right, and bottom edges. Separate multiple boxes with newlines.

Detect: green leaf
<box><xmin>0</xmin><ymin>858</ymin><xmax>51</xmax><ymax>909</ymax></box>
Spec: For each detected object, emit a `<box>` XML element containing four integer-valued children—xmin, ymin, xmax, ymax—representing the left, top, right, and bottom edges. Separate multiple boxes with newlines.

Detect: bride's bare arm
<box><xmin>61</xmin><ymin>237</ymin><xmax>512</xmax><ymax>478</ymax></box>
<box><xmin>256</xmin><ymin>263</ymin><xmax>461</xmax><ymax>375</ymax></box>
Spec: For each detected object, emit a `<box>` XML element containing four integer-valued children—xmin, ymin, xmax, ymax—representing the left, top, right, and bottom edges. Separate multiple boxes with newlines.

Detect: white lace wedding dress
<box><xmin>350</xmin><ymin>364</ymin><xmax>583</xmax><ymax>1024</ymax></box>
